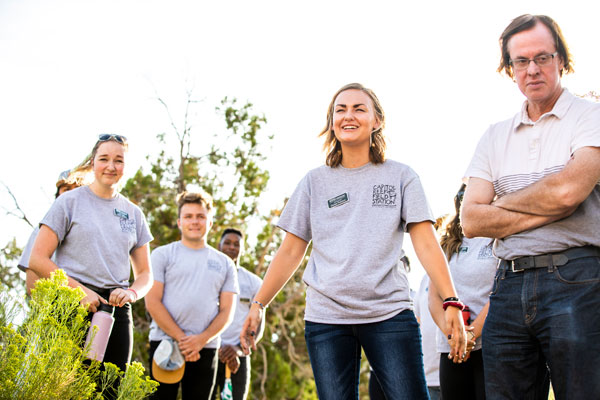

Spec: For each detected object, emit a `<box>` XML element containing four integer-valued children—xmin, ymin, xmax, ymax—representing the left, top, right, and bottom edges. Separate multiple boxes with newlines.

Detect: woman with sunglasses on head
<box><xmin>30</xmin><ymin>134</ymin><xmax>153</xmax><ymax>375</ymax></box>
<box><xmin>240</xmin><ymin>83</ymin><xmax>466</xmax><ymax>400</ymax></box>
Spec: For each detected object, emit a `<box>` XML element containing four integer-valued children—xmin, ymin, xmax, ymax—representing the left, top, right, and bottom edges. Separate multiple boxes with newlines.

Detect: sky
<box><xmin>1</xmin><ymin>0</ymin><xmax>599</xmax><ymax>289</ymax></box>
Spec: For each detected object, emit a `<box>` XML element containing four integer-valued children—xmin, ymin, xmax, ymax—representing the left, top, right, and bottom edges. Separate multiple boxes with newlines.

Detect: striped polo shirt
<box><xmin>465</xmin><ymin>88</ymin><xmax>600</xmax><ymax>259</ymax></box>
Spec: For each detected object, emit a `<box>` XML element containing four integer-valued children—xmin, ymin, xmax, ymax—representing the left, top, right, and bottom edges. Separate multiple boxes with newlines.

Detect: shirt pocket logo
<box><xmin>207</xmin><ymin>259</ymin><xmax>222</xmax><ymax>273</ymax></box>
<box><xmin>120</xmin><ymin>218</ymin><xmax>136</xmax><ymax>233</ymax></box>
<box><xmin>372</xmin><ymin>184</ymin><xmax>397</xmax><ymax>208</ymax></box>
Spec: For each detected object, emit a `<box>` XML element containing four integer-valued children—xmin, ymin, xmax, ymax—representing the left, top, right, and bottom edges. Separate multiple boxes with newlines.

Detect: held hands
<box><xmin>219</xmin><ymin>345</ymin><xmax>242</xmax><ymax>374</ymax></box>
<box><xmin>444</xmin><ymin>306</ymin><xmax>467</xmax><ymax>364</ymax></box>
<box><xmin>179</xmin><ymin>333</ymin><xmax>208</xmax><ymax>362</ymax></box>
<box><xmin>447</xmin><ymin>325</ymin><xmax>477</xmax><ymax>362</ymax></box>
<box><xmin>240</xmin><ymin>304</ymin><xmax>264</xmax><ymax>355</ymax></box>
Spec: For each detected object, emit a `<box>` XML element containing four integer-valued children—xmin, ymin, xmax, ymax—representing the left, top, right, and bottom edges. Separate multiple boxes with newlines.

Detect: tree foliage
<box><xmin>0</xmin><ymin>239</ymin><xmax>25</xmax><ymax>296</ymax></box>
<box><xmin>121</xmin><ymin>93</ymin><xmax>317</xmax><ymax>399</ymax></box>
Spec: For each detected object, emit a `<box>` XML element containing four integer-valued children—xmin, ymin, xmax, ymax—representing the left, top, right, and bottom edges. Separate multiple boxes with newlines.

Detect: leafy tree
<box><xmin>121</xmin><ymin>92</ymin><xmax>317</xmax><ymax>399</ymax></box>
<box><xmin>0</xmin><ymin>239</ymin><xmax>25</xmax><ymax>296</ymax></box>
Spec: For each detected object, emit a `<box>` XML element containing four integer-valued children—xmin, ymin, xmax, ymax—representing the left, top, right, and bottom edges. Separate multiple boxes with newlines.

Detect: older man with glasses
<box><xmin>461</xmin><ymin>14</ymin><xmax>600</xmax><ymax>400</ymax></box>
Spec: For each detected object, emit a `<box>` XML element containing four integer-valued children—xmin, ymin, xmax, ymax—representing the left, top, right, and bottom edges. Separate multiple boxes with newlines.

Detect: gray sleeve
<box><xmin>276</xmin><ymin>174</ymin><xmax>312</xmax><ymax>242</ymax></box>
<box><xmin>400</xmin><ymin>169</ymin><xmax>435</xmax><ymax>232</ymax></box>
<box><xmin>133</xmin><ymin>207</ymin><xmax>153</xmax><ymax>250</ymax></box>
<box><xmin>222</xmin><ymin>257</ymin><xmax>240</xmax><ymax>294</ymax></box>
<box><xmin>151</xmin><ymin>247</ymin><xmax>168</xmax><ymax>284</ymax></box>
<box><xmin>39</xmin><ymin>196</ymin><xmax>71</xmax><ymax>242</ymax></box>
<box><xmin>18</xmin><ymin>227</ymin><xmax>40</xmax><ymax>271</ymax></box>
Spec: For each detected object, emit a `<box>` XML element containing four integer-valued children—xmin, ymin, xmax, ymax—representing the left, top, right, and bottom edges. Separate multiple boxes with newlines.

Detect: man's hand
<box><xmin>219</xmin><ymin>345</ymin><xmax>242</xmax><ymax>374</ymax></box>
<box><xmin>179</xmin><ymin>333</ymin><xmax>208</xmax><ymax>362</ymax></box>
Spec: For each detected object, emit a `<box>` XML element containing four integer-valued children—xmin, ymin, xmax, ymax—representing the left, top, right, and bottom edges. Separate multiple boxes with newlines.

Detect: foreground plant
<box><xmin>0</xmin><ymin>270</ymin><xmax>157</xmax><ymax>400</ymax></box>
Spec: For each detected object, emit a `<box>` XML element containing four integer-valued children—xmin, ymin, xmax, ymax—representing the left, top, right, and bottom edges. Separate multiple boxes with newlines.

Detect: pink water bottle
<box><xmin>84</xmin><ymin>303</ymin><xmax>115</xmax><ymax>361</ymax></box>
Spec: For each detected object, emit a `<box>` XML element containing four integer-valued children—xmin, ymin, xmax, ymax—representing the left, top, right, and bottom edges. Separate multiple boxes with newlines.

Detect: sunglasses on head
<box><xmin>98</xmin><ymin>134</ymin><xmax>127</xmax><ymax>144</ymax></box>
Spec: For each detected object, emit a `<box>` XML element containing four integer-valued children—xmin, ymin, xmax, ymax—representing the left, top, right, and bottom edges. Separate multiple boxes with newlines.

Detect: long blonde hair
<box><xmin>318</xmin><ymin>83</ymin><xmax>386</xmax><ymax>168</ymax></box>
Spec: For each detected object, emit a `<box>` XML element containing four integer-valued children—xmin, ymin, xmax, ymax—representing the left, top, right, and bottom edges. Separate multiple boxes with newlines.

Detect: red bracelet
<box><xmin>443</xmin><ymin>300</ymin><xmax>465</xmax><ymax>311</ymax></box>
<box><xmin>127</xmin><ymin>288</ymin><xmax>138</xmax><ymax>301</ymax></box>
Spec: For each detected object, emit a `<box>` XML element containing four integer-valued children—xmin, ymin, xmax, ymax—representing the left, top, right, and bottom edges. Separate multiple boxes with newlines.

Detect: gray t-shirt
<box><xmin>18</xmin><ymin>226</ymin><xmax>40</xmax><ymax>272</ymax></box>
<box><xmin>278</xmin><ymin>160</ymin><xmax>434</xmax><ymax>324</ymax></box>
<box><xmin>148</xmin><ymin>242</ymin><xmax>240</xmax><ymax>349</ymax></box>
<box><xmin>414</xmin><ymin>275</ymin><xmax>440</xmax><ymax>387</ymax></box>
<box><xmin>220</xmin><ymin>266</ymin><xmax>262</xmax><ymax>346</ymax></box>
<box><xmin>436</xmin><ymin>237</ymin><xmax>497</xmax><ymax>353</ymax></box>
<box><xmin>40</xmin><ymin>186</ymin><xmax>153</xmax><ymax>289</ymax></box>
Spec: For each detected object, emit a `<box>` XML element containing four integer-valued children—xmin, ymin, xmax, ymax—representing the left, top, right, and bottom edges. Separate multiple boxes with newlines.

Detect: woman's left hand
<box><xmin>109</xmin><ymin>288</ymin><xmax>136</xmax><ymax>307</ymax></box>
<box><xmin>444</xmin><ymin>306</ymin><xmax>467</xmax><ymax>364</ymax></box>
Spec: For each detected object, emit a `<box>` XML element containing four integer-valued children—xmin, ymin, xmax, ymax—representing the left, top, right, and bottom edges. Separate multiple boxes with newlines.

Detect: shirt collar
<box><xmin>512</xmin><ymin>88</ymin><xmax>573</xmax><ymax>132</ymax></box>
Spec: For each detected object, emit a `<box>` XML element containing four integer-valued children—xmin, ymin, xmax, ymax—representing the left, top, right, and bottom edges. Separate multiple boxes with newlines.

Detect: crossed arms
<box><xmin>461</xmin><ymin>147</ymin><xmax>600</xmax><ymax>239</ymax></box>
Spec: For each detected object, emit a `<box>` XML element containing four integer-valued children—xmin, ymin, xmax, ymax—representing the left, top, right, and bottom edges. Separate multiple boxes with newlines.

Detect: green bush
<box><xmin>0</xmin><ymin>270</ymin><xmax>157</xmax><ymax>400</ymax></box>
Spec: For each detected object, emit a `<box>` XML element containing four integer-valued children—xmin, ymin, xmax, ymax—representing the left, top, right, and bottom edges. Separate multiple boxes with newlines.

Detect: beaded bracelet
<box><xmin>252</xmin><ymin>300</ymin><xmax>267</xmax><ymax>310</ymax></box>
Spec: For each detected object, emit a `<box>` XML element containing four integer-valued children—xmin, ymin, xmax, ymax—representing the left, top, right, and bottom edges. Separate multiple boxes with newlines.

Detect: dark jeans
<box><xmin>483</xmin><ymin>255</ymin><xmax>600</xmax><ymax>399</ymax></box>
<box><xmin>371</xmin><ymin>369</ymin><xmax>442</xmax><ymax>400</ymax></box>
<box><xmin>439</xmin><ymin>349</ymin><xmax>485</xmax><ymax>400</ymax></box>
<box><xmin>214</xmin><ymin>357</ymin><xmax>250</xmax><ymax>400</ymax></box>
<box><xmin>305</xmin><ymin>309</ymin><xmax>429</xmax><ymax>400</ymax></box>
<box><xmin>149</xmin><ymin>341</ymin><xmax>217</xmax><ymax>400</ymax></box>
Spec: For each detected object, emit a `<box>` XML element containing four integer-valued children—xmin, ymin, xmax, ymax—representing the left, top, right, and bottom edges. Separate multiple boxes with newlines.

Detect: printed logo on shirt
<box><xmin>207</xmin><ymin>259</ymin><xmax>223</xmax><ymax>272</ymax></box>
<box><xmin>119</xmin><ymin>218</ymin><xmax>136</xmax><ymax>233</ymax></box>
<box><xmin>478</xmin><ymin>242</ymin><xmax>494</xmax><ymax>259</ymax></box>
<box><xmin>240</xmin><ymin>297</ymin><xmax>251</xmax><ymax>303</ymax></box>
<box><xmin>372</xmin><ymin>184</ymin><xmax>397</xmax><ymax>207</ymax></box>
<box><xmin>459</xmin><ymin>246</ymin><xmax>468</xmax><ymax>253</ymax></box>
<box><xmin>328</xmin><ymin>193</ymin><xmax>349</xmax><ymax>208</ymax></box>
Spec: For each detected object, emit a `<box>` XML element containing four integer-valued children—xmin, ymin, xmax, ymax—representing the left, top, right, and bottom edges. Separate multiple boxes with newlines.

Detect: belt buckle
<box><xmin>510</xmin><ymin>260</ymin><xmax>524</xmax><ymax>273</ymax></box>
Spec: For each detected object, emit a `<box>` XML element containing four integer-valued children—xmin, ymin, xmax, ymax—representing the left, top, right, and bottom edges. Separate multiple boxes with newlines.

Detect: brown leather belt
<box><xmin>501</xmin><ymin>246</ymin><xmax>600</xmax><ymax>273</ymax></box>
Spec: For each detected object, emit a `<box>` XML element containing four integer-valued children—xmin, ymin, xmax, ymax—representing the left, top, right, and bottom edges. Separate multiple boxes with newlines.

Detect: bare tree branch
<box><xmin>1</xmin><ymin>181</ymin><xmax>33</xmax><ymax>228</ymax></box>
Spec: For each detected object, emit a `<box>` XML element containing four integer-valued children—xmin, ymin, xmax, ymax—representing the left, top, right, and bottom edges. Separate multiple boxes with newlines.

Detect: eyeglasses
<box><xmin>98</xmin><ymin>134</ymin><xmax>127</xmax><ymax>144</ymax></box>
<box><xmin>510</xmin><ymin>52</ymin><xmax>557</xmax><ymax>71</ymax></box>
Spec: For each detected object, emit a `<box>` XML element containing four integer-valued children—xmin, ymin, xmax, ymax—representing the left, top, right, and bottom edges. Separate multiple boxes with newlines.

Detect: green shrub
<box><xmin>0</xmin><ymin>270</ymin><xmax>157</xmax><ymax>400</ymax></box>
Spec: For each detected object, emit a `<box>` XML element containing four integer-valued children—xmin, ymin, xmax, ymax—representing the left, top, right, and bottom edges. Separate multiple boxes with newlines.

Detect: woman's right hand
<box><xmin>240</xmin><ymin>304</ymin><xmax>264</xmax><ymax>355</ymax></box>
<box><xmin>81</xmin><ymin>286</ymin><xmax>108</xmax><ymax>312</ymax></box>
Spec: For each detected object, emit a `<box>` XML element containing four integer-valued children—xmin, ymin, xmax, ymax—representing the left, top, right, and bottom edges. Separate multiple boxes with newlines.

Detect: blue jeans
<box><xmin>305</xmin><ymin>309</ymin><xmax>429</xmax><ymax>400</ymax></box>
<box><xmin>482</xmin><ymin>255</ymin><xmax>600</xmax><ymax>400</ymax></box>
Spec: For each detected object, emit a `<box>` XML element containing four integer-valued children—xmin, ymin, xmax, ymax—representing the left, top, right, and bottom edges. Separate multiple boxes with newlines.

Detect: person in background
<box><xmin>29</xmin><ymin>133</ymin><xmax>154</xmax><ymax>376</ymax></box>
<box><xmin>18</xmin><ymin>169</ymin><xmax>84</xmax><ymax>295</ymax></box>
<box><xmin>416</xmin><ymin>274</ymin><xmax>443</xmax><ymax>400</ymax></box>
<box><xmin>461</xmin><ymin>14</ymin><xmax>600</xmax><ymax>399</ymax></box>
<box><xmin>145</xmin><ymin>191</ymin><xmax>239</xmax><ymax>400</ymax></box>
<box><xmin>213</xmin><ymin>228</ymin><xmax>264</xmax><ymax>400</ymax></box>
<box><xmin>429</xmin><ymin>184</ymin><xmax>497</xmax><ymax>400</ymax></box>
<box><xmin>240</xmin><ymin>83</ymin><xmax>466</xmax><ymax>400</ymax></box>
